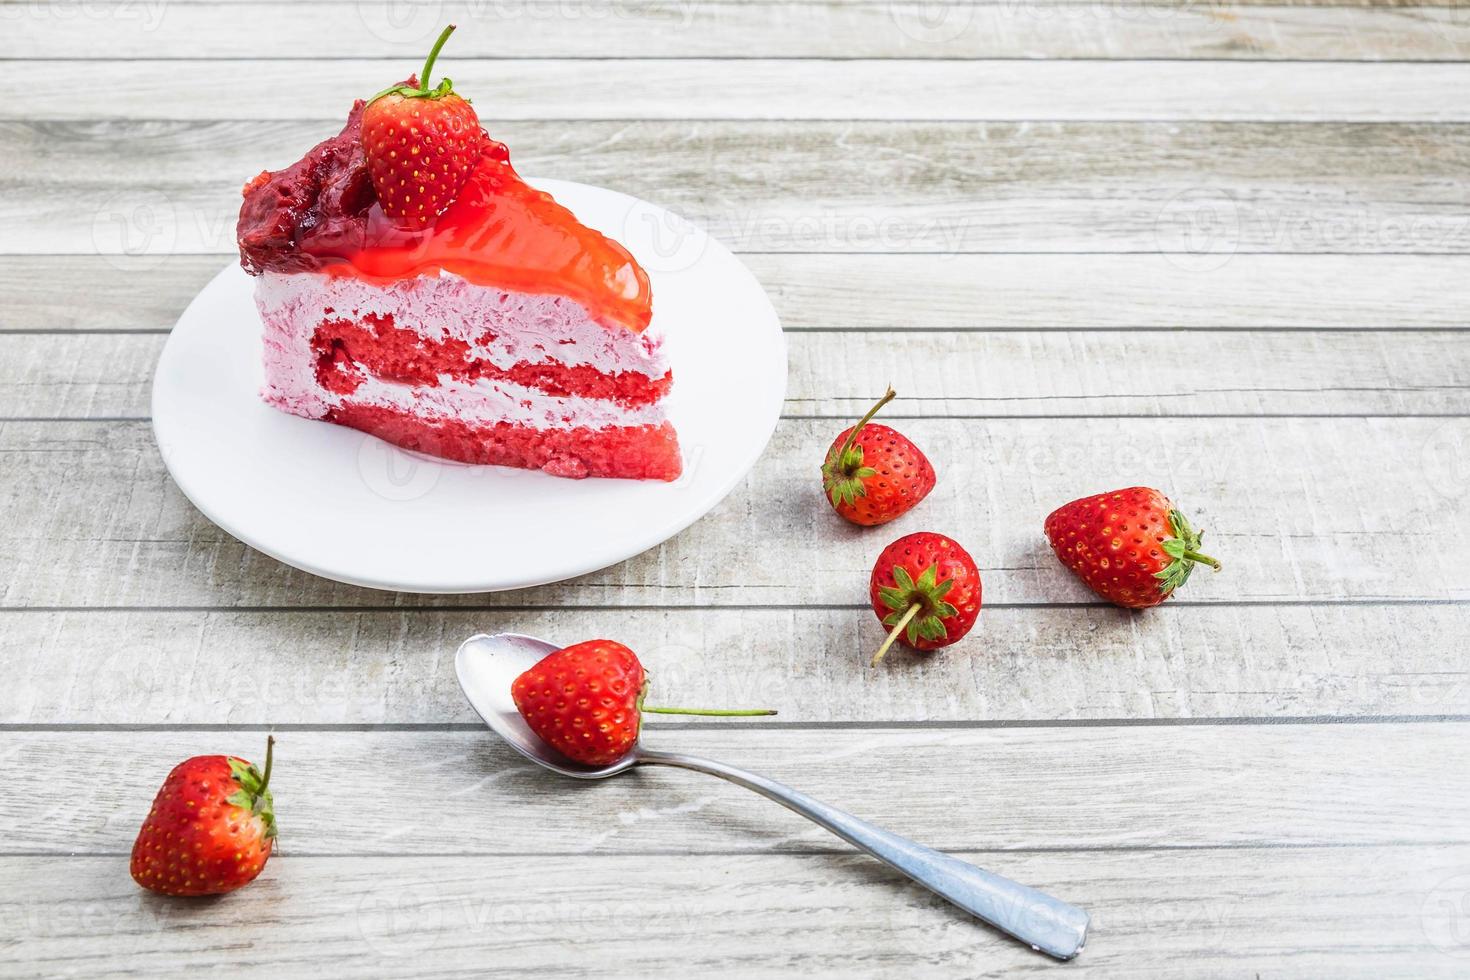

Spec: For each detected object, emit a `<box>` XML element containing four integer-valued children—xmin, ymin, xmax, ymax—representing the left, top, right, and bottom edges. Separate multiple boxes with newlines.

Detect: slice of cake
<box><xmin>235</xmin><ymin>27</ymin><xmax>679</xmax><ymax>481</ymax></box>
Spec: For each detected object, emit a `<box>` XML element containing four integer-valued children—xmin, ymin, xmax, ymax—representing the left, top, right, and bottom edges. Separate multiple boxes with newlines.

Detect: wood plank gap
<box><xmin>2</xmin><ymin>598</ymin><xmax>1468</xmax><ymax>613</ymax></box>
<box><xmin>5</xmin><ymin>716</ymin><xmax>1468</xmax><ymax>733</ymax></box>
<box><xmin>13</xmin><ymin>56</ymin><xmax>1470</xmax><ymax>64</ymax></box>
<box><xmin>7</xmin><ymin>840</ymin><xmax>1462</xmax><ymax>861</ymax></box>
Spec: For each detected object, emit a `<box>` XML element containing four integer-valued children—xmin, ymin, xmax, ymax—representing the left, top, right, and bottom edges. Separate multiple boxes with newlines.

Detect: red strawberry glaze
<box><xmin>238</xmin><ymin>98</ymin><xmax>652</xmax><ymax>333</ymax></box>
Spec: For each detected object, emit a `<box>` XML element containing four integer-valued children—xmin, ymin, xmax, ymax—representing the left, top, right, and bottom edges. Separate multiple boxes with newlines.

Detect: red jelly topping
<box><xmin>237</xmin><ymin>98</ymin><xmax>652</xmax><ymax>332</ymax></box>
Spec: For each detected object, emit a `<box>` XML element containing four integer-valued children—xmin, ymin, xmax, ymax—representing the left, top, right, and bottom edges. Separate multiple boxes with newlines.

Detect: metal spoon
<box><xmin>455</xmin><ymin>632</ymin><xmax>1090</xmax><ymax>960</ymax></box>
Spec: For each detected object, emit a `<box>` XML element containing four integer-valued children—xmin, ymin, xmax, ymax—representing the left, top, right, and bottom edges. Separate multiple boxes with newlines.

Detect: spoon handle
<box><xmin>636</xmin><ymin>748</ymin><xmax>1089</xmax><ymax>960</ymax></box>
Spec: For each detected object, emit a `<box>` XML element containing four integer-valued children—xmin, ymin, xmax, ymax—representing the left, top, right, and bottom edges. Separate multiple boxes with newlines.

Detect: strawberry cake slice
<box><xmin>235</xmin><ymin>28</ymin><xmax>679</xmax><ymax>481</ymax></box>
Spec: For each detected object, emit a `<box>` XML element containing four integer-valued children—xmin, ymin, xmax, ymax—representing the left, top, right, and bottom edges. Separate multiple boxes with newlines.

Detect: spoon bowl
<box><xmin>454</xmin><ymin>631</ymin><xmax>1090</xmax><ymax>961</ymax></box>
<box><xmin>455</xmin><ymin>632</ymin><xmax>639</xmax><ymax>779</ymax></box>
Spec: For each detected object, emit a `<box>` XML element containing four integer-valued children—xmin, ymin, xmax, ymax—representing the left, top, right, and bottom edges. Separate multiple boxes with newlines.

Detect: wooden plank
<box><xmin>5</xmin><ymin>1</ymin><xmax>1469</xmax><ymax>61</ymax></box>
<box><xmin>5</xmin><ymin>330</ymin><xmax>1469</xmax><ymax>420</ymax></box>
<box><xmin>8</xmin><ymin>60</ymin><xmax>1470</xmax><ymax>123</ymax></box>
<box><xmin>6</xmin><ymin>254</ymin><xmax>1470</xmax><ymax>331</ymax></box>
<box><xmin>3</xmin><ymin>725</ymin><xmax>1467</xmax><ymax>854</ymax></box>
<box><xmin>19</xmin><ymin>0</ymin><xmax>1462</xmax><ymax>8</ymax></box>
<box><xmin>4</xmin><ymin>605</ymin><xmax>1467</xmax><ymax>725</ymax></box>
<box><xmin>2</xmin><ymin>846</ymin><xmax>1465</xmax><ymax>978</ymax></box>
<box><xmin>3</xmin><ymin>416</ymin><xmax>1467</xmax><ymax>608</ymax></box>
<box><xmin>12</xmin><ymin>119</ymin><xmax>1470</xmax><ymax>255</ymax></box>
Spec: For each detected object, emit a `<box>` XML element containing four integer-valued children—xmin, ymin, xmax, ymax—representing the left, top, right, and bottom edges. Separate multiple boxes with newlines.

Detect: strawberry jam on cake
<box><xmin>235</xmin><ymin>27</ymin><xmax>679</xmax><ymax>481</ymax></box>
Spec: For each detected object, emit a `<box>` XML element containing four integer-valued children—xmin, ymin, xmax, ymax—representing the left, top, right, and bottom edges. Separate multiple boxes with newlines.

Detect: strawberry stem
<box><xmin>643</xmin><ymin>706</ymin><xmax>776</xmax><ymax>716</ymax></box>
<box><xmin>258</xmin><ymin>735</ymin><xmax>275</xmax><ymax>795</ymax></box>
<box><xmin>1183</xmin><ymin>550</ymin><xmax>1221</xmax><ymax>571</ymax></box>
<box><xmin>871</xmin><ymin>602</ymin><xmax>921</xmax><ymax>668</ymax></box>
<box><xmin>419</xmin><ymin>24</ymin><xmax>456</xmax><ymax>95</ymax></box>
<box><xmin>835</xmin><ymin>386</ymin><xmax>896</xmax><ymax>471</ymax></box>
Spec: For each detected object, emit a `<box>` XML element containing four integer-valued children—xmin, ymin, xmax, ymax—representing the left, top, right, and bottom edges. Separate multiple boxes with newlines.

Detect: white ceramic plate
<box><xmin>152</xmin><ymin>179</ymin><xmax>786</xmax><ymax>593</ymax></box>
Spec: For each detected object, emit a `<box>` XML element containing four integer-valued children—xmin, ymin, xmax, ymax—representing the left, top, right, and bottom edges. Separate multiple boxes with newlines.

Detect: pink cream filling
<box><xmin>256</xmin><ymin>270</ymin><xmax>673</xmax><ymax>432</ymax></box>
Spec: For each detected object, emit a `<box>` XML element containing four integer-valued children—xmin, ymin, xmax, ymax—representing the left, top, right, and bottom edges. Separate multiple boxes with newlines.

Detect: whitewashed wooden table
<box><xmin>4</xmin><ymin>1</ymin><xmax>1470</xmax><ymax>976</ymax></box>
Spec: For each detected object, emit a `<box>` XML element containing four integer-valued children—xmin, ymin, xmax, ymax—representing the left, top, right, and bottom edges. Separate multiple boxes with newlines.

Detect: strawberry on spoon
<box><xmin>130</xmin><ymin>736</ymin><xmax>277</xmax><ymax>896</ymax></box>
<box><xmin>869</xmin><ymin>531</ymin><xmax>982</xmax><ymax>667</ymax></box>
<box><xmin>821</xmin><ymin>387</ymin><xmax>936</xmax><ymax>526</ymax></box>
<box><xmin>511</xmin><ymin>640</ymin><xmax>775</xmax><ymax>766</ymax></box>
<box><xmin>362</xmin><ymin>24</ymin><xmax>487</xmax><ymax>230</ymax></box>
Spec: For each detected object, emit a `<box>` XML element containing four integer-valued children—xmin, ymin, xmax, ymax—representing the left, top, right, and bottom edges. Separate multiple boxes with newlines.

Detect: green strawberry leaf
<box><xmin>915</xmin><ymin>616</ymin><xmax>949</xmax><ymax>642</ymax></box>
<box><xmin>878</xmin><ymin>561</ymin><xmax>961</xmax><ymax>649</ymax></box>
<box><xmin>822</xmin><ymin>444</ymin><xmax>873</xmax><ymax>507</ymax></box>
<box><xmin>226</xmin><ymin>741</ymin><xmax>278</xmax><ymax>840</ymax></box>
<box><xmin>878</xmin><ymin>586</ymin><xmax>910</xmax><ymax>611</ymax></box>
<box><xmin>822</xmin><ymin>389</ymin><xmax>898</xmax><ymax>513</ymax></box>
<box><xmin>1153</xmin><ymin>507</ymin><xmax>1221</xmax><ymax>597</ymax></box>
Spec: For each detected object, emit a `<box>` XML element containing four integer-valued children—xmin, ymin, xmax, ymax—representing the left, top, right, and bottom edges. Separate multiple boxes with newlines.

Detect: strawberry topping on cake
<box><xmin>236</xmin><ymin>26</ymin><xmax>677</xmax><ymax>481</ymax></box>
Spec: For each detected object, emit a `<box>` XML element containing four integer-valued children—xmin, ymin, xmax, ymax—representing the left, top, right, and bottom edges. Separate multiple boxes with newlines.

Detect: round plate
<box><xmin>152</xmin><ymin>179</ymin><xmax>786</xmax><ymax>593</ymax></box>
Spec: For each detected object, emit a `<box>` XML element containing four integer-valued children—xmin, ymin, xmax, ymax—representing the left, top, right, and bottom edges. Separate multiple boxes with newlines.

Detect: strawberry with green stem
<box><xmin>1043</xmin><ymin>486</ymin><xmax>1221</xmax><ymax>609</ymax></box>
<box><xmin>130</xmin><ymin>736</ymin><xmax>278</xmax><ymax>896</ymax></box>
<box><xmin>869</xmin><ymin>532</ymin><xmax>982</xmax><ymax>667</ymax></box>
<box><xmin>512</xmin><ymin>640</ymin><xmax>775</xmax><ymax>765</ymax></box>
<box><xmin>362</xmin><ymin>24</ymin><xmax>488</xmax><ymax>230</ymax></box>
<box><xmin>821</xmin><ymin>387</ymin><xmax>936</xmax><ymax>526</ymax></box>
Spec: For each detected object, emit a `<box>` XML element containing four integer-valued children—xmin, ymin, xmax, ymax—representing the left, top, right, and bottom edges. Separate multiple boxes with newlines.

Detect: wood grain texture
<box><xmin>4</xmin><ymin>725</ymin><xmax>1468</xmax><ymax>854</ymax></box>
<box><xmin>6</xmin><ymin>604</ymin><xmax>1469</xmax><ymax>724</ymax></box>
<box><xmin>6</xmin><ymin>1</ymin><xmax>1470</xmax><ymax>60</ymax></box>
<box><xmin>2</xmin><ymin>1</ymin><xmax>1467</xmax><ymax>973</ymax></box>
<box><xmin>12</xmin><ymin>120</ymin><xmax>1470</xmax><ymax>255</ymax></box>
<box><xmin>2</xmin><ymin>417</ymin><xmax>1468</xmax><ymax>609</ymax></box>
<box><xmin>5</xmin><ymin>330</ymin><xmax>1469</xmax><ymax>419</ymax></box>
<box><xmin>4</xmin><ymin>846</ymin><xmax>1466</xmax><ymax>979</ymax></box>
<box><xmin>7</xmin><ymin>254</ymin><xmax>1470</xmax><ymax>331</ymax></box>
<box><xmin>8</xmin><ymin>59</ymin><xmax>1470</xmax><ymax>122</ymax></box>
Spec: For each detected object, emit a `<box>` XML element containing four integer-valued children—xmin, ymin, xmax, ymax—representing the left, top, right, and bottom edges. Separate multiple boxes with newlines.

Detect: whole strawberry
<box><xmin>511</xmin><ymin>640</ymin><xmax>774</xmax><ymax>766</ymax></box>
<box><xmin>131</xmin><ymin>736</ymin><xmax>277</xmax><ymax>896</ymax></box>
<box><xmin>1044</xmin><ymin>487</ymin><xmax>1221</xmax><ymax>609</ymax></box>
<box><xmin>822</xmin><ymin>387</ymin><xmax>935</xmax><ymax>526</ymax></box>
<box><xmin>869</xmin><ymin>532</ymin><xmax>982</xmax><ymax>667</ymax></box>
<box><xmin>362</xmin><ymin>25</ymin><xmax>486</xmax><ymax>230</ymax></box>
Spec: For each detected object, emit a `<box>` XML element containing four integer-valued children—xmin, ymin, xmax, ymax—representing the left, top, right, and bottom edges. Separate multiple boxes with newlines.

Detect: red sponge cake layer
<box><xmin>330</xmin><ymin>404</ymin><xmax>681</xmax><ymax>481</ymax></box>
<box><xmin>311</xmin><ymin>313</ymin><xmax>672</xmax><ymax>406</ymax></box>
